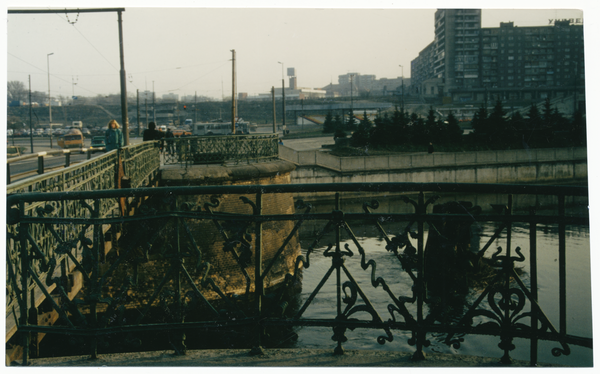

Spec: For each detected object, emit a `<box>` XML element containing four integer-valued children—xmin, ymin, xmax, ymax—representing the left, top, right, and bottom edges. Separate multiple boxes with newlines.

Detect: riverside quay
<box><xmin>6</xmin><ymin>135</ymin><xmax>591</xmax><ymax>366</ymax></box>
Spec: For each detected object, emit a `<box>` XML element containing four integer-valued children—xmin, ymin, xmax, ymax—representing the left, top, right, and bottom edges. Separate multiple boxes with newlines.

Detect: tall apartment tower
<box><xmin>434</xmin><ymin>9</ymin><xmax>482</xmax><ymax>96</ymax></box>
<box><xmin>412</xmin><ymin>9</ymin><xmax>584</xmax><ymax>105</ymax></box>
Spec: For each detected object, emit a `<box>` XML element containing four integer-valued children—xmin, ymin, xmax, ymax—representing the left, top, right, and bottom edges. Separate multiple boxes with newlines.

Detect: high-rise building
<box><xmin>411</xmin><ymin>10</ymin><xmax>585</xmax><ymax>104</ymax></box>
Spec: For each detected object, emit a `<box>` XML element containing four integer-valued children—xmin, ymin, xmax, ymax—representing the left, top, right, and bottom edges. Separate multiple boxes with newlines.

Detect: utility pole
<box><xmin>399</xmin><ymin>65</ymin><xmax>404</xmax><ymax>113</ymax></box>
<box><xmin>145</xmin><ymin>95</ymin><xmax>148</xmax><ymax>128</ymax></box>
<box><xmin>117</xmin><ymin>10</ymin><xmax>129</xmax><ymax>145</ymax></box>
<box><xmin>278</xmin><ymin>62</ymin><xmax>285</xmax><ymax>132</ymax></box>
<box><xmin>136</xmin><ymin>89</ymin><xmax>140</xmax><ymax>136</ymax></box>
<box><xmin>231</xmin><ymin>49</ymin><xmax>237</xmax><ymax>134</ymax></box>
<box><xmin>194</xmin><ymin>91</ymin><xmax>197</xmax><ymax>123</ymax></box>
<box><xmin>350</xmin><ymin>74</ymin><xmax>355</xmax><ymax>125</ymax></box>
<box><xmin>71</xmin><ymin>76</ymin><xmax>78</xmax><ymax>103</ymax></box>
<box><xmin>301</xmin><ymin>99</ymin><xmax>304</xmax><ymax>131</ymax></box>
<box><xmin>152</xmin><ymin>81</ymin><xmax>156</xmax><ymax>124</ymax></box>
<box><xmin>47</xmin><ymin>52</ymin><xmax>53</xmax><ymax>148</ymax></box>
<box><xmin>272</xmin><ymin>86</ymin><xmax>276</xmax><ymax>133</ymax></box>
<box><xmin>29</xmin><ymin>75</ymin><xmax>34</xmax><ymax>153</ymax></box>
<box><xmin>9</xmin><ymin>8</ymin><xmax>129</xmax><ymax>145</ymax></box>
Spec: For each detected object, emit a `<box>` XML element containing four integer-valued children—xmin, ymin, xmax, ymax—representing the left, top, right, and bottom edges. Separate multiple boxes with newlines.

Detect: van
<box><xmin>57</xmin><ymin>129</ymin><xmax>84</xmax><ymax>149</ymax></box>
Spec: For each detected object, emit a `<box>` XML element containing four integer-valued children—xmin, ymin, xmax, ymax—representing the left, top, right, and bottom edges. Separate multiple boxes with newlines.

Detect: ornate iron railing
<box><xmin>6</xmin><ymin>183</ymin><xmax>591</xmax><ymax>366</ymax></box>
<box><xmin>5</xmin><ymin>142</ymin><xmax>161</xmax><ymax>341</ymax></box>
<box><xmin>161</xmin><ymin>134</ymin><xmax>279</xmax><ymax>166</ymax></box>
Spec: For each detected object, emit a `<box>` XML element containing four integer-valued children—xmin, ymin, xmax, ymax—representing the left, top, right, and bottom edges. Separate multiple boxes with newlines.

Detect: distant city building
<box><xmin>411</xmin><ymin>9</ymin><xmax>585</xmax><ymax>103</ymax></box>
<box><xmin>324</xmin><ymin>73</ymin><xmax>410</xmax><ymax>97</ymax></box>
<box><xmin>251</xmin><ymin>87</ymin><xmax>327</xmax><ymax>100</ymax></box>
<box><xmin>253</xmin><ymin>69</ymin><xmax>327</xmax><ymax>100</ymax></box>
<box><xmin>162</xmin><ymin>93</ymin><xmax>179</xmax><ymax>102</ymax></box>
<box><xmin>181</xmin><ymin>94</ymin><xmax>211</xmax><ymax>102</ymax></box>
<box><xmin>140</xmin><ymin>90</ymin><xmax>154</xmax><ymax>102</ymax></box>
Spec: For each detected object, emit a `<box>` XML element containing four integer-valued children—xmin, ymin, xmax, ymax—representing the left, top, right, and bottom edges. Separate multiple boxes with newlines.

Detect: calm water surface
<box><xmin>293</xmin><ymin>217</ymin><xmax>592</xmax><ymax>366</ymax></box>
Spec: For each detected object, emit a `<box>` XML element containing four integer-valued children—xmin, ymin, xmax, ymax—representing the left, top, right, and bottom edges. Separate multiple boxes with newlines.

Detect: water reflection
<box><xmin>293</xmin><ymin>192</ymin><xmax>592</xmax><ymax>366</ymax></box>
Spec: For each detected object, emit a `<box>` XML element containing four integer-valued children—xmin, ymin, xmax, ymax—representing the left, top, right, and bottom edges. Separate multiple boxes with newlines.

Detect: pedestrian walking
<box><xmin>105</xmin><ymin>120</ymin><xmax>124</xmax><ymax>152</ymax></box>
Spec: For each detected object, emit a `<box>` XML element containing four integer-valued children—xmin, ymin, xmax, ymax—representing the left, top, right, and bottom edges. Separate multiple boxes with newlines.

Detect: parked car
<box><xmin>89</xmin><ymin>136</ymin><xmax>106</xmax><ymax>150</ymax></box>
<box><xmin>172</xmin><ymin>129</ymin><xmax>192</xmax><ymax>137</ymax></box>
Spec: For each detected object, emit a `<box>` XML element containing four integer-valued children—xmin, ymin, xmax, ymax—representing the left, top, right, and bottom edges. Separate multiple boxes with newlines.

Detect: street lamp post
<box><xmin>278</xmin><ymin>61</ymin><xmax>285</xmax><ymax>132</ymax></box>
<box><xmin>47</xmin><ymin>52</ymin><xmax>53</xmax><ymax>148</ymax></box>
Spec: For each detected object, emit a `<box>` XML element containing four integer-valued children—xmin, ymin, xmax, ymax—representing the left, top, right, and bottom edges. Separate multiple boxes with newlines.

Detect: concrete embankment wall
<box><xmin>278</xmin><ymin>146</ymin><xmax>588</xmax><ymax>184</ymax></box>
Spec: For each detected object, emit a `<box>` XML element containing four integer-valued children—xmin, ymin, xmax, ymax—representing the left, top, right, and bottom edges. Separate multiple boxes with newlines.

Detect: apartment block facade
<box><xmin>411</xmin><ymin>9</ymin><xmax>585</xmax><ymax>104</ymax></box>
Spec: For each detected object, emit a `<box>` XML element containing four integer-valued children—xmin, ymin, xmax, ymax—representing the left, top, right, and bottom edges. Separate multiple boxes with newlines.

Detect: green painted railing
<box><xmin>6</xmin><ymin>141</ymin><xmax>161</xmax><ymax>339</ymax></box>
<box><xmin>162</xmin><ymin>134</ymin><xmax>279</xmax><ymax>166</ymax></box>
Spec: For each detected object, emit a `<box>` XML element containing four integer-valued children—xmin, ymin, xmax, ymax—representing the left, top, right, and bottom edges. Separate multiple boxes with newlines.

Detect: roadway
<box><xmin>7</xmin><ymin>136</ymin><xmax>144</xmax><ymax>181</ymax></box>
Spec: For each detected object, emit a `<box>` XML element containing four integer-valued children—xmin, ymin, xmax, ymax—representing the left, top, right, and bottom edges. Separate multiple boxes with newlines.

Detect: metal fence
<box><xmin>6</xmin><ymin>183</ymin><xmax>591</xmax><ymax>366</ymax></box>
<box><xmin>161</xmin><ymin>134</ymin><xmax>279</xmax><ymax>166</ymax></box>
<box><xmin>5</xmin><ymin>142</ymin><xmax>161</xmax><ymax>347</ymax></box>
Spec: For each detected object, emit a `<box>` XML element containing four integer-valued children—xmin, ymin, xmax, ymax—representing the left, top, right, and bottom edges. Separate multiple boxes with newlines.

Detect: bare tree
<box><xmin>30</xmin><ymin>91</ymin><xmax>47</xmax><ymax>105</ymax></box>
<box><xmin>7</xmin><ymin>80</ymin><xmax>27</xmax><ymax>102</ymax></box>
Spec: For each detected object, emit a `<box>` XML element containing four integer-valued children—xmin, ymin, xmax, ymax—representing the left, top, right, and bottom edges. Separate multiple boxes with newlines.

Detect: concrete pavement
<box><xmin>281</xmin><ymin>136</ymin><xmax>335</xmax><ymax>151</ymax></box>
<box><xmin>23</xmin><ymin>348</ymin><xmax>560</xmax><ymax>367</ymax></box>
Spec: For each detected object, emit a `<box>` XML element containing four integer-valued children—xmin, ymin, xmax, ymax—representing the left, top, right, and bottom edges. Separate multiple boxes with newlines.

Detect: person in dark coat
<box><xmin>105</xmin><ymin>120</ymin><xmax>124</xmax><ymax>152</ymax></box>
<box><xmin>428</xmin><ymin>142</ymin><xmax>434</xmax><ymax>154</ymax></box>
<box><xmin>143</xmin><ymin>122</ymin><xmax>164</xmax><ymax>141</ymax></box>
<box><xmin>165</xmin><ymin>128</ymin><xmax>175</xmax><ymax>154</ymax></box>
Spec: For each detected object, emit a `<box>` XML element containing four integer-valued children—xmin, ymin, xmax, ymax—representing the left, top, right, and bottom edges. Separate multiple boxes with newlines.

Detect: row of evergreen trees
<box><xmin>322</xmin><ymin>98</ymin><xmax>586</xmax><ymax>151</ymax></box>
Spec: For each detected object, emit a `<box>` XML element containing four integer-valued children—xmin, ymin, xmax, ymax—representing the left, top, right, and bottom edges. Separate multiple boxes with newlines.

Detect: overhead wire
<box><xmin>7</xmin><ymin>52</ymin><xmax>104</xmax><ymax>97</ymax></box>
<box><xmin>54</xmin><ymin>13</ymin><xmax>120</xmax><ymax>72</ymax></box>
<box><xmin>166</xmin><ymin>61</ymin><xmax>230</xmax><ymax>93</ymax></box>
<box><xmin>11</xmin><ymin>11</ymin><xmax>234</xmax><ymax>99</ymax></box>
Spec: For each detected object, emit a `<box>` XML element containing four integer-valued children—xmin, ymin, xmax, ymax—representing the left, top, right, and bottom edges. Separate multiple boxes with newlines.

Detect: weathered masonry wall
<box><xmin>159</xmin><ymin>160</ymin><xmax>300</xmax><ymax>295</ymax></box>
<box><xmin>278</xmin><ymin>146</ymin><xmax>588</xmax><ymax>184</ymax></box>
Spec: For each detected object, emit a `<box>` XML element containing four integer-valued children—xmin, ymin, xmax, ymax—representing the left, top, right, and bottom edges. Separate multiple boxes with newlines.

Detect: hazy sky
<box><xmin>3</xmin><ymin>1</ymin><xmax>594</xmax><ymax>101</ymax></box>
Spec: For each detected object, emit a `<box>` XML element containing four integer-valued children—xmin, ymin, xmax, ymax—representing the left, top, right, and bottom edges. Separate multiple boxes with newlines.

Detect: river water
<box><xmin>291</xmin><ymin>194</ymin><xmax>592</xmax><ymax>366</ymax></box>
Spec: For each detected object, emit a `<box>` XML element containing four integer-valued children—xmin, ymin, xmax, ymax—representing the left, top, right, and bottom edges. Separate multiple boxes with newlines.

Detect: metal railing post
<box><xmin>529</xmin><ymin>207</ymin><xmax>539</xmax><ymax>366</ymax></box>
<box><xmin>90</xmin><ymin>198</ymin><xmax>101</xmax><ymax>359</ymax></box>
<box><xmin>174</xmin><ymin>200</ymin><xmax>186</xmax><ymax>355</ymax></box>
<box><xmin>250</xmin><ymin>191</ymin><xmax>265</xmax><ymax>355</ymax></box>
<box><xmin>334</xmin><ymin>192</ymin><xmax>344</xmax><ymax>355</ymax></box>
<box><xmin>500</xmin><ymin>194</ymin><xmax>514</xmax><ymax>364</ymax></box>
<box><xmin>37</xmin><ymin>155</ymin><xmax>44</xmax><ymax>175</ymax></box>
<box><xmin>413</xmin><ymin>191</ymin><xmax>426</xmax><ymax>360</ymax></box>
<box><xmin>19</xmin><ymin>200</ymin><xmax>30</xmax><ymax>365</ymax></box>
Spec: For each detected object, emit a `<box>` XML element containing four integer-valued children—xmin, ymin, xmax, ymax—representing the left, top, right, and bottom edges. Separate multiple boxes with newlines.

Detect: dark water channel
<box><xmin>292</xmin><ymin>192</ymin><xmax>592</xmax><ymax>366</ymax></box>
